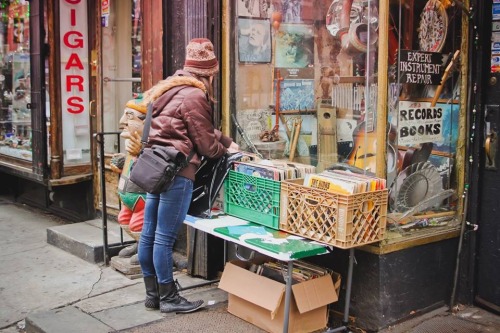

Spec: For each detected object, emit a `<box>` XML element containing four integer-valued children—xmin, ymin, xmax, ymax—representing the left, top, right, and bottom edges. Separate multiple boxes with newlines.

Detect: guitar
<box><xmin>345</xmin><ymin>122</ymin><xmax>398</xmax><ymax>176</ymax></box>
<box><xmin>397</xmin><ymin>142</ymin><xmax>434</xmax><ymax>172</ymax></box>
<box><xmin>431</xmin><ymin>50</ymin><xmax>460</xmax><ymax>107</ymax></box>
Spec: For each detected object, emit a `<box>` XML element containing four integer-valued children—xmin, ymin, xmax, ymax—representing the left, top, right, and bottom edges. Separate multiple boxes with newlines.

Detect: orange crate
<box><xmin>280</xmin><ymin>179</ymin><xmax>388</xmax><ymax>249</ymax></box>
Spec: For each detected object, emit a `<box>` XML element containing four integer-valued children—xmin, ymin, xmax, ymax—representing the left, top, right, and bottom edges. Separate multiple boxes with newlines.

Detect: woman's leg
<box><xmin>153</xmin><ymin>176</ymin><xmax>193</xmax><ymax>284</ymax></box>
<box><xmin>138</xmin><ymin>193</ymin><xmax>160</xmax><ymax>278</ymax></box>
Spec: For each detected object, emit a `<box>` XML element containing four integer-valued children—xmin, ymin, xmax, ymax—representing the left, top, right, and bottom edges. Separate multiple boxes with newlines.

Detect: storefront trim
<box><xmin>361</xmin><ymin>225</ymin><xmax>460</xmax><ymax>255</ymax></box>
<box><xmin>48</xmin><ymin>173</ymin><xmax>92</xmax><ymax>187</ymax></box>
<box><xmin>0</xmin><ymin>162</ymin><xmax>44</xmax><ymax>183</ymax></box>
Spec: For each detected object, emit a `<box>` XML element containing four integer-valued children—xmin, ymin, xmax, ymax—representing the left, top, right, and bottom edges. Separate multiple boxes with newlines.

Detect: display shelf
<box><xmin>0</xmin><ymin>145</ymin><xmax>32</xmax><ymax>160</ymax></box>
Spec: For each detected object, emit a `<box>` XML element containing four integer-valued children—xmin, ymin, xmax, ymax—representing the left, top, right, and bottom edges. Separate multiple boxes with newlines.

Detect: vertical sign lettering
<box><xmin>60</xmin><ymin>0</ymin><xmax>90</xmax><ymax>162</ymax></box>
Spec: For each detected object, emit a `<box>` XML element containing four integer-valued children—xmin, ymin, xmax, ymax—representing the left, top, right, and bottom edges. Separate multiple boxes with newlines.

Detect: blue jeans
<box><xmin>138</xmin><ymin>176</ymin><xmax>193</xmax><ymax>284</ymax></box>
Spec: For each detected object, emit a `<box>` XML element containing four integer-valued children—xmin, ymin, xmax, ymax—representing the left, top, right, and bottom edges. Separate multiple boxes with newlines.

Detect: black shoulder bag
<box><xmin>129</xmin><ymin>103</ymin><xmax>194</xmax><ymax>194</ymax></box>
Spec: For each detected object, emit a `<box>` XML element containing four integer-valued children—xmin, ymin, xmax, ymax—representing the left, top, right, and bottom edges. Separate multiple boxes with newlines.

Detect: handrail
<box><xmin>93</xmin><ymin>131</ymin><xmax>133</xmax><ymax>265</ymax></box>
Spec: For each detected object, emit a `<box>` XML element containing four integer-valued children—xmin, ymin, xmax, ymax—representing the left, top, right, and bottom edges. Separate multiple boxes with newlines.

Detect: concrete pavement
<box><xmin>0</xmin><ymin>195</ymin><xmax>236</xmax><ymax>333</ymax></box>
<box><xmin>1</xmin><ymin>194</ymin><xmax>499</xmax><ymax>333</ymax></box>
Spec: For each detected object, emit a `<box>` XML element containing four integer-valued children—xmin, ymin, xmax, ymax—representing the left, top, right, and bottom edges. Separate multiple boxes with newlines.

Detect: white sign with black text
<box><xmin>398</xmin><ymin>101</ymin><xmax>443</xmax><ymax>145</ymax></box>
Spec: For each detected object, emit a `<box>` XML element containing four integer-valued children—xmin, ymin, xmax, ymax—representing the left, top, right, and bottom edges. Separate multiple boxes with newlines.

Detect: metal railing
<box><xmin>94</xmin><ymin>131</ymin><xmax>134</xmax><ymax>265</ymax></box>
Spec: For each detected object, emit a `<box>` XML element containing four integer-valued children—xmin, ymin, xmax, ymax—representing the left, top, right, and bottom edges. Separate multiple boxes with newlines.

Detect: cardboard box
<box><xmin>219</xmin><ymin>260</ymin><xmax>340</xmax><ymax>333</ymax></box>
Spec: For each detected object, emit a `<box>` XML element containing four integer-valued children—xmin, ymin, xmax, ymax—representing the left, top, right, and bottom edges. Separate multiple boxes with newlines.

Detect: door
<box><xmin>99</xmin><ymin>0</ymin><xmax>142</xmax><ymax>211</ymax></box>
<box><xmin>475</xmin><ymin>0</ymin><xmax>500</xmax><ymax>312</ymax></box>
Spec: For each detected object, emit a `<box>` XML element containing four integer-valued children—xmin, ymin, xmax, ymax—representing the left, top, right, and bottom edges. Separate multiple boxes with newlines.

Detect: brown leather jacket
<box><xmin>147</xmin><ymin>70</ymin><xmax>232</xmax><ymax>181</ymax></box>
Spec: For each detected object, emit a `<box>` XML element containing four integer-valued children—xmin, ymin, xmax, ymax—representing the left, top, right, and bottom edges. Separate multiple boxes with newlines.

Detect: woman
<box><xmin>137</xmin><ymin>38</ymin><xmax>239</xmax><ymax>314</ymax></box>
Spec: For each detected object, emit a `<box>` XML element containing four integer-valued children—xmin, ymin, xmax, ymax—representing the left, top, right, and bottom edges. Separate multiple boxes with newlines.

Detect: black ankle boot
<box><xmin>143</xmin><ymin>276</ymin><xmax>159</xmax><ymax>310</ymax></box>
<box><xmin>158</xmin><ymin>281</ymin><xmax>204</xmax><ymax>313</ymax></box>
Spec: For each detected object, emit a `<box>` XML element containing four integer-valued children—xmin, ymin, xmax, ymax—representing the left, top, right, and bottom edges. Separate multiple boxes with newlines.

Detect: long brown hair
<box><xmin>192</xmin><ymin>74</ymin><xmax>216</xmax><ymax>103</ymax></box>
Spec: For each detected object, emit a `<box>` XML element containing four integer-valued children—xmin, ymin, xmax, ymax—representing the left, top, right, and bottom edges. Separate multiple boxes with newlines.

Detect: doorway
<box><xmin>474</xmin><ymin>0</ymin><xmax>500</xmax><ymax>313</ymax></box>
<box><xmin>98</xmin><ymin>0</ymin><xmax>142</xmax><ymax>212</ymax></box>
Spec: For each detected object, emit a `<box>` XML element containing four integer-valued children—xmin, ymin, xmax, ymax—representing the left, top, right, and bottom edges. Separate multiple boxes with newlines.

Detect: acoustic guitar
<box><xmin>345</xmin><ymin>121</ymin><xmax>398</xmax><ymax>176</ymax></box>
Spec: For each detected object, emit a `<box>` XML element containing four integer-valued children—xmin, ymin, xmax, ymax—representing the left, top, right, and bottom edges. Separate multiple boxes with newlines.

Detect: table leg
<box><xmin>325</xmin><ymin>248</ymin><xmax>355</xmax><ymax>333</ymax></box>
<box><xmin>283</xmin><ymin>260</ymin><xmax>293</xmax><ymax>333</ymax></box>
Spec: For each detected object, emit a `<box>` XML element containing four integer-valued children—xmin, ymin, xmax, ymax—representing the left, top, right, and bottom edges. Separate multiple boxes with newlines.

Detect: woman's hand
<box><xmin>227</xmin><ymin>141</ymin><xmax>240</xmax><ymax>154</ymax></box>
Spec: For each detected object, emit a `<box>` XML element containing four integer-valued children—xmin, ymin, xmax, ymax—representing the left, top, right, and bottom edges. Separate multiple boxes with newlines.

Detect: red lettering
<box><xmin>63</xmin><ymin>31</ymin><xmax>84</xmax><ymax>48</ymax></box>
<box><xmin>66</xmin><ymin>75</ymin><xmax>84</xmax><ymax>92</ymax></box>
<box><xmin>70</xmin><ymin>9</ymin><xmax>76</xmax><ymax>26</ymax></box>
<box><xmin>67</xmin><ymin>96</ymin><xmax>84</xmax><ymax>114</ymax></box>
<box><xmin>65</xmin><ymin>54</ymin><xmax>84</xmax><ymax>70</ymax></box>
<box><xmin>65</xmin><ymin>0</ymin><xmax>81</xmax><ymax>4</ymax></box>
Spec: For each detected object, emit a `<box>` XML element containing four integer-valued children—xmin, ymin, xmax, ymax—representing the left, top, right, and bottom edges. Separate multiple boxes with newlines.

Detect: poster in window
<box><xmin>275</xmin><ymin>79</ymin><xmax>315</xmax><ymax>111</ymax></box>
<box><xmin>275</xmin><ymin>23</ymin><xmax>314</xmax><ymax>77</ymax></box>
<box><xmin>13</xmin><ymin>18</ymin><xmax>24</xmax><ymax>44</ymax></box>
<box><xmin>237</xmin><ymin>0</ymin><xmax>272</xmax><ymax>18</ymax></box>
<box><xmin>273</xmin><ymin>0</ymin><xmax>314</xmax><ymax>23</ymax></box>
<box><xmin>238</xmin><ymin>17</ymin><xmax>272</xmax><ymax>63</ymax></box>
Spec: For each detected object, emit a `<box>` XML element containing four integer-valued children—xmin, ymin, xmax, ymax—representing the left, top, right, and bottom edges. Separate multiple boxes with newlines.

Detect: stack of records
<box><xmin>303</xmin><ymin>170</ymin><xmax>386</xmax><ymax>195</ymax></box>
<box><xmin>249</xmin><ymin>260</ymin><xmax>332</xmax><ymax>285</ymax></box>
<box><xmin>233</xmin><ymin>159</ymin><xmax>316</xmax><ymax>181</ymax></box>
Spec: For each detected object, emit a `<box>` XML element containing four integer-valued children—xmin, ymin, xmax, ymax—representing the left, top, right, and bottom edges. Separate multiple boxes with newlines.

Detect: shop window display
<box><xmin>0</xmin><ymin>1</ymin><xmax>31</xmax><ymax>161</ymax></box>
<box><xmin>231</xmin><ymin>0</ymin><xmax>465</xmax><ymax>239</ymax></box>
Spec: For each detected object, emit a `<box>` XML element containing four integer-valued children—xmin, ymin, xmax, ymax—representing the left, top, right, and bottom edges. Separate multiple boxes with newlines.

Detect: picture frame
<box><xmin>237</xmin><ymin>0</ymin><xmax>272</xmax><ymax>18</ymax></box>
<box><xmin>275</xmin><ymin>23</ymin><xmax>314</xmax><ymax>69</ymax></box>
<box><xmin>238</xmin><ymin>17</ymin><xmax>272</xmax><ymax>64</ymax></box>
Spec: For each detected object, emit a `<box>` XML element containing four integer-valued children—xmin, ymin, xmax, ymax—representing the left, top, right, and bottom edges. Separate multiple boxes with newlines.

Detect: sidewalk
<box><xmin>0</xmin><ymin>194</ymin><xmax>499</xmax><ymax>333</ymax></box>
<box><xmin>0</xmin><ymin>195</ymin><xmax>261</xmax><ymax>333</ymax></box>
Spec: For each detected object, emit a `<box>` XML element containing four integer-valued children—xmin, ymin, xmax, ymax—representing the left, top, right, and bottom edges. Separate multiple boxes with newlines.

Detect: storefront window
<box><xmin>0</xmin><ymin>0</ymin><xmax>31</xmax><ymax>161</ymax></box>
<box><xmin>101</xmin><ymin>0</ymin><xmax>142</xmax><ymax>154</ymax></box>
<box><xmin>388</xmin><ymin>0</ymin><xmax>462</xmax><ymax>231</ymax></box>
<box><xmin>232</xmin><ymin>1</ymin><xmax>379</xmax><ymax>176</ymax></box>
<box><xmin>231</xmin><ymin>0</ymin><xmax>464</xmax><ymax>239</ymax></box>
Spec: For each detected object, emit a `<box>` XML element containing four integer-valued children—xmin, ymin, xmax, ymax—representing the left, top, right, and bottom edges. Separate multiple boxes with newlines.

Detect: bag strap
<box><xmin>141</xmin><ymin>103</ymin><xmax>154</xmax><ymax>145</ymax></box>
<box><xmin>143</xmin><ymin>102</ymin><xmax>195</xmax><ymax>163</ymax></box>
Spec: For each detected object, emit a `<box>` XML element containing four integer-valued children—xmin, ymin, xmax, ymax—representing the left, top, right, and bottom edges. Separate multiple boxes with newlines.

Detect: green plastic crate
<box><xmin>224</xmin><ymin>170</ymin><xmax>281</xmax><ymax>229</ymax></box>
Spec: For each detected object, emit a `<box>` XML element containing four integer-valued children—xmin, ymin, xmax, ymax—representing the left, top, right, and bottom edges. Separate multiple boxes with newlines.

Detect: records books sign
<box><xmin>398</xmin><ymin>101</ymin><xmax>443</xmax><ymax>145</ymax></box>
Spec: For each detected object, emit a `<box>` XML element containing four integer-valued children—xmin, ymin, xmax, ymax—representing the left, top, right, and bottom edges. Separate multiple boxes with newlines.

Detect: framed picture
<box><xmin>237</xmin><ymin>0</ymin><xmax>272</xmax><ymax>18</ymax></box>
<box><xmin>274</xmin><ymin>79</ymin><xmax>315</xmax><ymax>111</ymax></box>
<box><xmin>238</xmin><ymin>17</ymin><xmax>272</xmax><ymax>64</ymax></box>
<box><xmin>275</xmin><ymin>23</ymin><xmax>314</xmax><ymax>69</ymax></box>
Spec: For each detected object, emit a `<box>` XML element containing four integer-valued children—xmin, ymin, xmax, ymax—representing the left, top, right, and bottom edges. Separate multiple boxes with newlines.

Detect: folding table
<box><xmin>185</xmin><ymin>214</ymin><xmax>355</xmax><ymax>333</ymax></box>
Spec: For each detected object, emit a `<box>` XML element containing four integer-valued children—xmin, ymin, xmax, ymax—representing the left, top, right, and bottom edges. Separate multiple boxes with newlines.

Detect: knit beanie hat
<box><xmin>125</xmin><ymin>96</ymin><xmax>147</xmax><ymax>114</ymax></box>
<box><xmin>183</xmin><ymin>38</ymin><xmax>219</xmax><ymax>76</ymax></box>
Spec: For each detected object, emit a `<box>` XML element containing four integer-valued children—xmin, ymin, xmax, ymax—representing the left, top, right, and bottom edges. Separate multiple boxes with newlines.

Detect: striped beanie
<box><xmin>183</xmin><ymin>38</ymin><xmax>219</xmax><ymax>76</ymax></box>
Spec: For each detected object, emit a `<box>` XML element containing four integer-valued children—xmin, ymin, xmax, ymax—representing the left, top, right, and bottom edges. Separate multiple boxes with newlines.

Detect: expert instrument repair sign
<box><xmin>399</xmin><ymin>50</ymin><xmax>444</xmax><ymax>85</ymax></box>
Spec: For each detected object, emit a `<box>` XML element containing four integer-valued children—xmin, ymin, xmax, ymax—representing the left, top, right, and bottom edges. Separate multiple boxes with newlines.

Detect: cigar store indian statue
<box><xmin>109</xmin><ymin>97</ymin><xmax>147</xmax><ymax>265</ymax></box>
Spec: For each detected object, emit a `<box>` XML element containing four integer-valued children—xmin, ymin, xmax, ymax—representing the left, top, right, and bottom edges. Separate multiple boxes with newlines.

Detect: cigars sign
<box><xmin>60</xmin><ymin>0</ymin><xmax>90</xmax><ymax>162</ymax></box>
